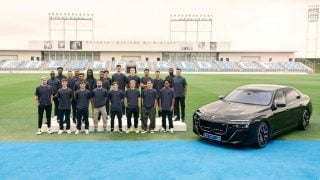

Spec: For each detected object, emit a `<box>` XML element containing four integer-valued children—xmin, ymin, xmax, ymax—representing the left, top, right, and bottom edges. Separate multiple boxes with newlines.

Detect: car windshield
<box><xmin>224</xmin><ymin>89</ymin><xmax>273</xmax><ymax>106</ymax></box>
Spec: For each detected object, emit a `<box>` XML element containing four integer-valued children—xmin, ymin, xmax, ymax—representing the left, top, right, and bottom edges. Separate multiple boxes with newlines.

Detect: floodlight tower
<box><xmin>48</xmin><ymin>13</ymin><xmax>94</xmax><ymax>41</ymax></box>
<box><xmin>169</xmin><ymin>14</ymin><xmax>213</xmax><ymax>42</ymax></box>
<box><xmin>306</xmin><ymin>5</ymin><xmax>320</xmax><ymax>58</ymax></box>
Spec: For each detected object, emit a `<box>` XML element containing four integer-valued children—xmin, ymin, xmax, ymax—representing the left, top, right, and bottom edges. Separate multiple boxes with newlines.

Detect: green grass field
<box><xmin>0</xmin><ymin>73</ymin><xmax>319</xmax><ymax>142</ymax></box>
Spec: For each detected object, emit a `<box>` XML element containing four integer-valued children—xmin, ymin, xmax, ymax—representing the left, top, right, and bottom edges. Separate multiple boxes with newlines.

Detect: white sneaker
<box><xmin>85</xmin><ymin>129</ymin><xmax>89</xmax><ymax>134</ymax></box>
<box><xmin>125</xmin><ymin>129</ymin><xmax>130</xmax><ymax>133</ymax></box>
<box><xmin>58</xmin><ymin>130</ymin><xmax>63</xmax><ymax>135</ymax></box>
<box><xmin>150</xmin><ymin>130</ymin><xmax>155</xmax><ymax>134</ymax></box>
<box><xmin>159</xmin><ymin>128</ymin><xmax>166</xmax><ymax>133</ymax></box>
<box><xmin>169</xmin><ymin>128</ymin><xmax>174</xmax><ymax>134</ymax></box>
<box><xmin>47</xmin><ymin>129</ymin><xmax>52</xmax><ymax>134</ymax></box>
<box><xmin>67</xmin><ymin>130</ymin><xmax>71</xmax><ymax>134</ymax></box>
<box><xmin>135</xmin><ymin>128</ymin><xmax>139</xmax><ymax>134</ymax></box>
<box><xmin>75</xmin><ymin>130</ymin><xmax>80</xmax><ymax>134</ymax></box>
<box><xmin>141</xmin><ymin>130</ymin><xmax>147</xmax><ymax>134</ymax></box>
<box><xmin>36</xmin><ymin>130</ymin><xmax>42</xmax><ymax>135</ymax></box>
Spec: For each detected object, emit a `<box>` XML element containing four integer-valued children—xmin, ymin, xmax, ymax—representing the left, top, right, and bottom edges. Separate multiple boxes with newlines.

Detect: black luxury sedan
<box><xmin>193</xmin><ymin>84</ymin><xmax>312</xmax><ymax>148</ymax></box>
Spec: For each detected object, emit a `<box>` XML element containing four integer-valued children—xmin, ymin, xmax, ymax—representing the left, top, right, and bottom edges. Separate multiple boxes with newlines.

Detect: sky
<box><xmin>0</xmin><ymin>0</ymin><xmax>316</xmax><ymax>57</ymax></box>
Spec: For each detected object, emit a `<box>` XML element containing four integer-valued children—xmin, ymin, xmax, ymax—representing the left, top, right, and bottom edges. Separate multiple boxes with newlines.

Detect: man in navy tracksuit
<box><xmin>125</xmin><ymin>80</ymin><xmax>140</xmax><ymax>133</ymax></box>
<box><xmin>108</xmin><ymin>81</ymin><xmax>124</xmax><ymax>133</ymax></box>
<box><xmin>153</xmin><ymin>70</ymin><xmax>164</xmax><ymax>117</ymax></box>
<box><xmin>173</xmin><ymin>68</ymin><xmax>187</xmax><ymax>122</ymax></box>
<box><xmin>159</xmin><ymin>80</ymin><xmax>175</xmax><ymax>133</ymax></box>
<box><xmin>75</xmin><ymin>82</ymin><xmax>91</xmax><ymax>134</ymax></box>
<box><xmin>67</xmin><ymin>70</ymin><xmax>78</xmax><ymax>123</ymax></box>
<box><xmin>57</xmin><ymin>79</ymin><xmax>73</xmax><ymax>134</ymax></box>
<box><xmin>92</xmin><ymin>79</ymin><xmax>108</xmax><ymax>133</ymax></box>
<box><xmin>141</xmin><ymin>80</ymin><xmax>157</xmax><ymax>134</ymax></box>
<box><xmin>85</xmin><ymin>69</ymin><xmax>97</xmax><ymax>117</ymax></box>
<box><xmin>35</xmin><ymin>76</ymin><xmax>53</xmax><ymax>135</ymax></box>
<box><xmin>47</xmin><ymin>71</ymin><xmax>60</xmax><ymax>122</ymax></box>
<box><xmin>112</xmin><ymin>65</ymin><xmax>126</xmax><ymax>115</ymax></box>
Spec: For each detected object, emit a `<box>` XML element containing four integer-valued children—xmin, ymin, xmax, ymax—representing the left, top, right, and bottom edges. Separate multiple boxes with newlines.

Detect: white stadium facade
<box><xmin>0</xmin><ymin>40</ymin><xmax>312</xmax><ymax>73</ymax></box>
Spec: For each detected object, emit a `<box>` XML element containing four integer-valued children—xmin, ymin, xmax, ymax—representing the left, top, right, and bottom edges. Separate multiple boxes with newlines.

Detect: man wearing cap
<box><xmin>35</xmin><ymin>77</ymin><xmax>53</xmax><ymax>135</ymax></box>
<box><xmin>173</xmin><ymin>68</ymin><xmax>187</xmax><ymax>122</ymax></box>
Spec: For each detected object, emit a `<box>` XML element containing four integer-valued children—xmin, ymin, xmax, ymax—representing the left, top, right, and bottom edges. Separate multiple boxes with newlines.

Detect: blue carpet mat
<box><xmin>0</xmin><ymin>140</ymin><xmax>319</xmax><ymax>179</ymax></box>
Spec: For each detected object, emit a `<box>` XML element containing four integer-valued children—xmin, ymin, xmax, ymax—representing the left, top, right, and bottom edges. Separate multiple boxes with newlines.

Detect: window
<box><xmin>226</xmin><ymin>58</ymin><xmax>229</xmax><ymax>61</ymax></box>
<box><xmin>274</xmin><ymin>90</ymin><xmax>286</xmax><ymax>105</ymax></box>
<box><xmin>157</xmin><ymin>57</ymin><xmax>160</xmax><ymax>61</ymax></box>
<box><xmin>284</xmin><ymin>88</ymin><xmax>300</xmax><ymax>103</ymax></box>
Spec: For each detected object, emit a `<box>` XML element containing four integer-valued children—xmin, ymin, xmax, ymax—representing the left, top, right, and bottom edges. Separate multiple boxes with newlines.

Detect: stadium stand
<box><xmin>88</xmin><ymin>60</ymin><xmax>108</xmax><ymax>71</ymax></box>
<box><xmin>19</xmin><ymin>61</ymin><xmax>44</xmax><ymax>70</ymax></box>
<box><xmin>238</xmin><ymin>61</ymin><xmax>262</xmax><ymax>71</ymax></box>
<box><xmin>136</xmin><ymin>61</ymin><xmax>151</xmax><ymax>70</ymax></box>
<box><xmin>0</xmin><ymin>60</ymin><xmax>23</xmax><ymax>70</ymax></box>
<box><xmin>281</xmin><ymin>62</ymin><xmax>307</xmax><ymax>72</ymax></box>
<box><xmin>215</xmin><ymin>61</ymin><xmax>239</xmax><ymax>71</ymax></box>
<box><xmin>195</xmin><ymin>61</ymin><xmax>214</xmax><ymax>71</ymax></box>
<box><xmin>66</xmin><ymin>60</ymin><xmax>88</xmax><ymax>70</ymax></box>
<box><xmin>175</xmin><ymin>61</ymin><xmax>195</xmax><ymax>71</ymax></box>
<box><xmin>258</xmin><ymin>62</ymin><xmax>284</xmax><ymax>71</ymax></box>
<box><xmin>153</xmin><ymin>61</ymin><xmax>173</xmax><ymax>70</ymax></box>
<box><xmin>44</xmin><ymin>60</ymin><xmax>67</xmax><ymax>70</ymax></box>
<box><xmin>112</xmin><ymin>60</ymin><xmax>127</xmax><ymax>70</ymax></box>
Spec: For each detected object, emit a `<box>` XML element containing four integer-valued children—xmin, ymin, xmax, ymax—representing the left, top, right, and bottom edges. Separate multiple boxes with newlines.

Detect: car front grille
<box><xmin>199</xmin><ymin>119</ymin><xmax>228</xmax><ymax>135</ymax></box>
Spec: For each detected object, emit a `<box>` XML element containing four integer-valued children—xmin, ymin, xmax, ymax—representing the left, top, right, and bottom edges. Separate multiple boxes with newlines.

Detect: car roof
<box><xmin>237</xmin><ymin>84</ymin><xmax>288</xmax><ymax>91</ymax></box>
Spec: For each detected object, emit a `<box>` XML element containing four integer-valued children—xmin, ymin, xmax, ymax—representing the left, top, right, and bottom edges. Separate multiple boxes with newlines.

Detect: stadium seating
<box><xmin>175</xmin><ymin>61</ymin><xmax>195</xmax><ymax>71</ymax></box>
<box><xmin>136</xmin><ymin>61</ymin><xmax>151</xmax><ymax>70</ymax></box>
<box><xmin>112</xmin><ymin>60</ymin><xmax>127</xmax><ymax>70</ymax></box>
<box><xmin>66</xmin><ymin>60</ymin><xmax>88</xmax><ymax>70</ymax></box>
<box><xmin>215</xmin><ymin>61</ymin><xmax>238</xmax><ymax>71</ymax></box>
<box><xmin>196</xmin><ymin>61</ymin><xmax>214</xmax><ymax>71</ymax></box>
<box><xmin>281</xmin><ymin>62</ymin><xmax>307</xmax><ymax>72</ymax></box>
<box><xmin>19</xmin><ymin>61</ymin><xmax>44</xmax><ymax>70</ymax></box>
<box><xmin>258</xmin><ymin>62</ymin><xmax>284</xmax><ymax>71</ymax></box>
<box><xmin>238</xmin><ymin>61</ymin><xmax>262</xmax><ymax>71</ymax></box>
<box><xmin>44</xmin><ymin>60</ymin><xmax>67</xmax><ymax>70</ymax></box>
<box><xmin>153</xmin><ymin>61</ymin><xmax>173</xmax><ymax>70</ymax></box>
<box><xmin>89</xmin><ymin>61</ymin><xmax>108</xmax><ymax>71</ymax></box>
<box><xmin>0</xmin><ymin>60</ymin><xmax>23</xmax><ymax>70</ymax></box>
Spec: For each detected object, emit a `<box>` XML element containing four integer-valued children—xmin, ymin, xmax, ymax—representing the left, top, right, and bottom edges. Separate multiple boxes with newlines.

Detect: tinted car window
<box><xmin>224</xmin><ymin>89</ymin><xmax>273</xmax><ymax>106</ymax></box>
<box><xmin>274</xmin><ymin>90</ymin><xmax>286</xmax><ymax>104</ymax></box>
<box><xmin>285</xmin><ymin>88</ymin><xmax>300</xmax><ymax>103</ymax></box>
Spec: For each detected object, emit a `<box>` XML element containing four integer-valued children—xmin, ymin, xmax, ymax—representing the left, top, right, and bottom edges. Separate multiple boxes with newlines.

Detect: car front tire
<box><xmin>252</xmin><ymin>122</ymin><xmax>269</xmax><ymax>148</ymax></box>
<box><xmin>299</xmin><ymin>109</ymin><xmax>310</xmax><ymax>130</ymax></box>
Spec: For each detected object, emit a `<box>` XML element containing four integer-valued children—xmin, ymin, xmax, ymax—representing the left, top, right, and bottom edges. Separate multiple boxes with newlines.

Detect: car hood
<box><xmin>199</xmin><ymin>100</ymin><xmax>269</xmax><ymax>117</ymax></box>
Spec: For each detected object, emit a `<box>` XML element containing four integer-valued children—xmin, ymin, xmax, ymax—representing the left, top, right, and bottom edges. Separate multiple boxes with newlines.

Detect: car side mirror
<box><xmin>219</xmin><ymin>95</ymin><xmax>225</xmax><ymax>100</ymax></box>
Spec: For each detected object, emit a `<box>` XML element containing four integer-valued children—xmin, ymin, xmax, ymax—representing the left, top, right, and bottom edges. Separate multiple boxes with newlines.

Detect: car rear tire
<box><xmin>299</xmin><ymin>109</ymin><xmax>310</xmax><ymax>130</ymax></box>
<box><xmin>253</xmin><ymin>122</ymin><xmax>269</xmax><ymax>148</ymax></box>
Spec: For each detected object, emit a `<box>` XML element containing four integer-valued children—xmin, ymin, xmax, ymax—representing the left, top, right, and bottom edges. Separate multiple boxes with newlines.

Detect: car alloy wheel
<box><xmin>256</xmin><ymin>122</ymin><xmax>269</xmax><ymax>148</ymax></box>
<box><xmin>300</xmin><ymin>109</ymin><xmax>310</xmax><ymax>130</ymax></box>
